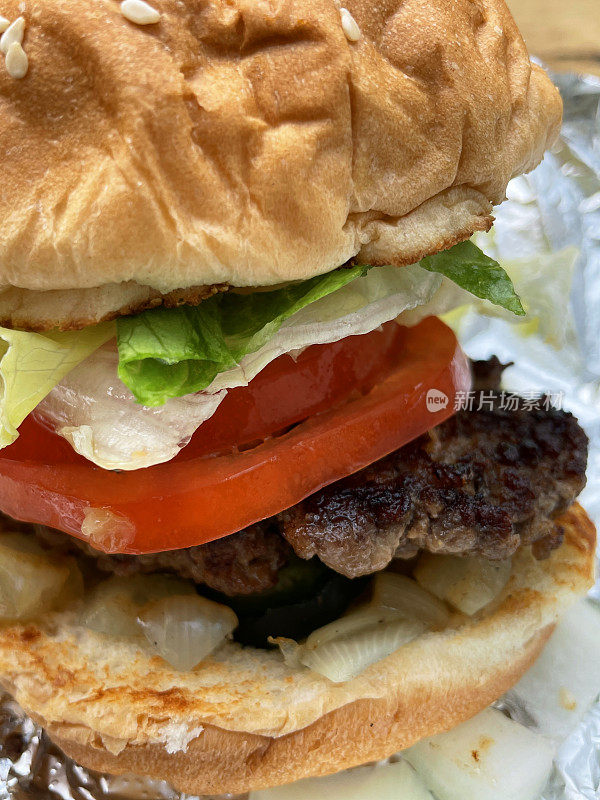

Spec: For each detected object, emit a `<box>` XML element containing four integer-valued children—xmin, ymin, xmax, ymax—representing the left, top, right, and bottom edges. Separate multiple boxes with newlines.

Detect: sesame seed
<box><xmin>5</xmin><ymin>41</ymin><xmax>28</xmax><ymax>78</ymax></box>
<box><xmin>0</xmin><ymin>17</ymin><xmax>9</xmax><ymax>34</ymax></box>
<box><xmin>120</xmin><ymin>0</ymin><xmax>161</xmax><ymax>25</ymax></box>
<box><xmin>0</xmin><ymin>15</ymin><xmax>25</xmax><ymax>55</ymax></box>
<box><xmin>340</xmin><ymin>8</ymin><xmax>361</xmax><ymax>42</ymax></box>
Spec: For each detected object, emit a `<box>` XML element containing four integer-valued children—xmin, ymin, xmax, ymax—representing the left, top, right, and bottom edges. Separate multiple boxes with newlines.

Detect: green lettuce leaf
<box><xmin>117</xmin><ymin>242</ymin><xmax>523</xmax><ymax>406</ymax></box>
<box><xmin>420</xmin><ymin>240</ymin><xmax>525</xmax><ymax>316</ymax></box>
<box><xmin>0</xmin><ymin>323</ymin><xmax>115</xmax><ymax>448</ymax></box>
<box><xmin>117</xmin><ymin>265</ymin><xmax>368</xmax><ymax>406</ymax></box>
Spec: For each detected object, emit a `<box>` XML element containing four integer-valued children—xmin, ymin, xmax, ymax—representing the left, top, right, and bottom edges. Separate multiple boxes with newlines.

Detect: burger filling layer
<box><xmin>39</xmin><ymin>378</ymin><xmax>587</xmax><ymax>586</ymax></box>
<box><xmin>11</xmin><ymin>362</ymin><xmax>587</xmax><ymax>654</ymax></box>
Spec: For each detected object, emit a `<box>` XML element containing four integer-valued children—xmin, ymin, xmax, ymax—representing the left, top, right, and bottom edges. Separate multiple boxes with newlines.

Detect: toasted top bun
<box><xmin>0</xmin><ymin>0</ymin><xmax>561</xmax><ymax>331</ymax></box>
<box><xmin>0</xmin><ymin>505</ymin><xmax>594</xmax><ymax>795</ymax></box>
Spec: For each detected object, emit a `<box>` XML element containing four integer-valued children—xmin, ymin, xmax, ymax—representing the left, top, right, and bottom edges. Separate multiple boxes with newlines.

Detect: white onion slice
<box><xmin>300</xmin><ymin>616</ymin><xmax>426</xmax><ymax>683</ymax></box>
<box><xmin>79</xmin><ymin>574</ymin><xmax>194</xmax><ymax>638</ymax></box>
<box><xmin>282</xmin><ymin>607</ymin><xmax>426</xmax><ymax>683</ymax></box>
<box><xmin>303</xmin><ymin>607</ymin><xmax>402</xmax><ymax>649</ymax></box>
<box><xmin>249</xmin><ymin>759</ymin><xmax>434</xmax><ymax>799</ymax></box>
<box><xmin>35</xmin><ymin>344</ymin><xmax>226</xmax><ymax>471</ymax></box>
<box><xmin>0</xmin><ymin>533</ymin><xmax>78</xmax><ymax>620</ymax></box>
<box><xmin>269</xmin><ymin>636</ymin><xmax>303</xmax><ymax>669</ymax></box>
<box><xmin>137</xmin><ymin>595</ymin><xmax>238</xmax><ymax>671</ymax></box>
<box><xmin>507</xmin><ymin>598</ymin><xmax>600</xmax><ymax>743</ymax></box>
<box><xmin>371</xmin><ymin>573</ymin><xmax>450</xmax><ymax>628</ymax></box>
<box><xmin>414</xmin><ymin>554</ymin><xmax>512</xmax><ymax>615</ymax></box>
<box><xmin>404</xmin><ymin>708</ymin><xmax>555</xmax><ymax>800</ymax></box>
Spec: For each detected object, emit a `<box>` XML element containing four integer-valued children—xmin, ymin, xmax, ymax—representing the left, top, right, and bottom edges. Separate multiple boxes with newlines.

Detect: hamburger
<box><xmin>0</xmin><ymin>0</ymin><xmax>595</xmax><ymax>795</ymax></box>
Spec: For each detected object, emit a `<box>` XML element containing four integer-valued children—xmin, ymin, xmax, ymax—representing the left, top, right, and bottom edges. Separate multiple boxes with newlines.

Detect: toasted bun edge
<box><xmin>44</xmin><ymin>624</ymin><xmax>553</xmax><ymax>794</ymax></box>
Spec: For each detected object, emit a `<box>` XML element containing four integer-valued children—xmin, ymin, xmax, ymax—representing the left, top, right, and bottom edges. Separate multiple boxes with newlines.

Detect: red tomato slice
<box><xmin>0</xmin><ymin>317</ymin><xmax>470</xmax><ymax>553</ymax></box>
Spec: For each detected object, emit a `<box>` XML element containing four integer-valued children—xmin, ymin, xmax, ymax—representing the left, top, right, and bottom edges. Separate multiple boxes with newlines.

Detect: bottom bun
<box><xmin>0</xmin><ymin>504</ymin><xmax>595</xmax><ymax>795</ymax></box>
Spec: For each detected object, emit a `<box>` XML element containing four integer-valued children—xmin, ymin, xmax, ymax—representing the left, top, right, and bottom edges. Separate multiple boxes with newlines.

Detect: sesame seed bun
<box><xmin>0</xmin><ymin>504</ymin><xmax>594</xmax><ymax>795</ymax></box>
<box><xmin>0</xmin><ymin>0</ymin><xmax>561</xmax><ymax>330</ymax></box>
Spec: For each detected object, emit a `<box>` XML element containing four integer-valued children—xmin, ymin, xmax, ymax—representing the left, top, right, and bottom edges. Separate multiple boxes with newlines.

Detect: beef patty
<box><xmin>281</xmin><ymin>391</ymin><xmax>587</xmax><ymax>576</ymax></box>
<box><xmin>35</xmin><ymin>521</ymin><xmax>290</xmax><ymax>597</ymax></box>
<box><xmin>33</xmin><ymin>377</ymin><xmax>588</xmax><ymax>592</ymax></box>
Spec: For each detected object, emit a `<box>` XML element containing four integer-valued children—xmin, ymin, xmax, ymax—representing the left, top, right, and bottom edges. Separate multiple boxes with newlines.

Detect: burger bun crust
<box><xmin>0</xmin><ymin>0</ymin><xmax>561</xmax><ymax>330</ymax></box>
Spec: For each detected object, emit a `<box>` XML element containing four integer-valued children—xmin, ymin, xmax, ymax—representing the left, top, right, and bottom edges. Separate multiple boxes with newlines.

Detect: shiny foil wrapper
<box><xmin>1</xmin><ymin>69</ymin><xmax>599</xmax><ymax>800</ymax></box>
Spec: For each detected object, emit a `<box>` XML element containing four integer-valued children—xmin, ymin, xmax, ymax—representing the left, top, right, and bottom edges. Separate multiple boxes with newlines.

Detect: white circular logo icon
<box><xmin>426</xmin><ymin>388</ymin><xmax>449</xmax><ymax>412</ymax></box>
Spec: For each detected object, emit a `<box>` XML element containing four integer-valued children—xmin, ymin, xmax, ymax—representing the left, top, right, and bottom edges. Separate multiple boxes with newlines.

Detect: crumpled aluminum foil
<box><xmin>0</xmin><ymin>69</ymin><xmax>599</xmax><ymax>800</ymax></box>
<box><xmin>455</xmin><ymin>68</ymin><xmax>600</xmax><ymax>800</ymax></box>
